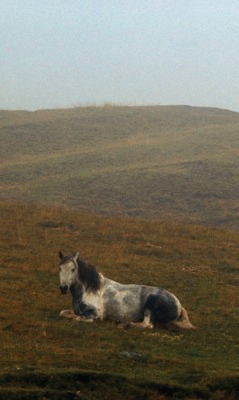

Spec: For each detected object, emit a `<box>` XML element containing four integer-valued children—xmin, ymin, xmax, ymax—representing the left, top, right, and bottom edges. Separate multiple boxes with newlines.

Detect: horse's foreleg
<box><xmin>60</xmin><ymin>310</ymin><xmax>94</xmax><ymax>323</ymax></box>
<box><xmin>60</xmin><ymin>310</ymin><xmax>77</xmax><ymax>319</ymax></box>
<box><xmin>75</xmin><ymin>316</ymin><xmax>94</xmax><ymax>323</ymax></box>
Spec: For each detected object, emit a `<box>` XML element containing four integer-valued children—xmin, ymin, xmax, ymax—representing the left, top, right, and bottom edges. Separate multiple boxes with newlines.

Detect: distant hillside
<box><xmin>0</xmin><ymin>105</ymin><xmax>239</xmax><ymax>229</ymax></box>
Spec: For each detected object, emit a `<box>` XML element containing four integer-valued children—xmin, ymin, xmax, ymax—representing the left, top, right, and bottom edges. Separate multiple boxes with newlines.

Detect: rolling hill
<box><xmin>0</xmin><ymin>105</ymin><xmax>239</xmax><ymax>229</ymax></box>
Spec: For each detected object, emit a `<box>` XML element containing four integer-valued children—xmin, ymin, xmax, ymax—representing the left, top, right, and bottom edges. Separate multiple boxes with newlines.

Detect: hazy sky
<box><xmin>1</xmin><ymin>1</ymin><xmax>239</xmax><ymax>111</ymax></box>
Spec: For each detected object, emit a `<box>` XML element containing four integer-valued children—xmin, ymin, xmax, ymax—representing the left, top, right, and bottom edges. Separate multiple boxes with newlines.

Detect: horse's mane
<box><xmin>76</xmin><ymin>256</ymin><xmax>101</xmax><ymax>293</ymax></box>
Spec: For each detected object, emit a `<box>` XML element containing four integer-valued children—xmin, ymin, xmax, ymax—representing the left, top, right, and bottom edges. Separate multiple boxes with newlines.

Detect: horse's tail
<box><xmin>167</xmin><ymin>307</ymin><xmax>197</xmax><ymax>330</ymax></box>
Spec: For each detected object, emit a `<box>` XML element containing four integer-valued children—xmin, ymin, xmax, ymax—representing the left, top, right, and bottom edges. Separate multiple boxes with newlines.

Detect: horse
<box><xmin>58</xmin><ymin>251</ymin><xmax>196</xmax><ymax>330</ymax></box>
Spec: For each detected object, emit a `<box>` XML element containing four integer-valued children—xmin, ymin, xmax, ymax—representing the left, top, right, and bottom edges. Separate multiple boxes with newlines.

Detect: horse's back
<box><xmin>102</xmin><ymin>279</ymin><xmax>145</xmax><ymax>322</ymax></box>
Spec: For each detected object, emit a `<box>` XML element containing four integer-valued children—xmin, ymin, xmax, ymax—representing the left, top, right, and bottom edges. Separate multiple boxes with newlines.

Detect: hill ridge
<box><xmin>1</xmin><ymin>105</ymin><xmax>238</xmax><ymax>229</ymax></box>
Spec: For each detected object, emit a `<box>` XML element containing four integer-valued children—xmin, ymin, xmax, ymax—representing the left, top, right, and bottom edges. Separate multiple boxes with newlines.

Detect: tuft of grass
<box><xmin>212</xmin><ymin>262</ymin><xmax>238</xmax><ymax>274</ymax></box>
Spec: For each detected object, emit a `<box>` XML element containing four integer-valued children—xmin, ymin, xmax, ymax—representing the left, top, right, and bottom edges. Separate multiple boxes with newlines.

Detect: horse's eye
<box><xmin>71</xmin><ymin>267</ymin><xmax>75</xmax><ymax>273</ymax></box>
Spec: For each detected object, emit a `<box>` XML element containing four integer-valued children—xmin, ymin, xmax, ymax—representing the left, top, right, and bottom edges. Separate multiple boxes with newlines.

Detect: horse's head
<box><xmin>58</xmin><ymin>251</ymin><xmax>79</xmax><ymax>294</ymax></box>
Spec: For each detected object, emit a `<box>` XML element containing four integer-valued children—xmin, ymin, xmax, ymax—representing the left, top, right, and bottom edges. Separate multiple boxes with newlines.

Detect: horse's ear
<box><xmin>74</xmin><ymin>252</ymin><xmax>79</xmax><ymax>263</ymax></box>
<box><xmin>59</xmin><ymin>251</ymin><xmax>64</xmax><ymax>260</ymax></box>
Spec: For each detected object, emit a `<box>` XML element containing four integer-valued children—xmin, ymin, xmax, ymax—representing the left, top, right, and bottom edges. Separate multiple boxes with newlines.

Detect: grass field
<box><xmin>1</xmin><ymin>201</ymin><xmax>239</xmax><ymax>399</ymax></box>
<box><xmin>1</xmin><ymin>105</ymin><xmax>239</xmax><ymax>229</ymax></box>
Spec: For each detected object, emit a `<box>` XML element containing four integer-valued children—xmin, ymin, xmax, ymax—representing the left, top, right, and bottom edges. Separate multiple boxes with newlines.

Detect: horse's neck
<box><xmin>70</xmin><ymin>283</ymin><xmax>83</xmax><ymax>311</ymax></box>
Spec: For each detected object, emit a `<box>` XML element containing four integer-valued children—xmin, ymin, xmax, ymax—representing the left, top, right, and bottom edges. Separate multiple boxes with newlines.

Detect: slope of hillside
<box><xmin>0</xmin><ymin>201</ymin><xmax>239</xmax><ymax>399</ymax></box>
<box><xmin>0</xmin><ymin>105</ymin><xmax>239</xmax><ymax>229</ymax></box>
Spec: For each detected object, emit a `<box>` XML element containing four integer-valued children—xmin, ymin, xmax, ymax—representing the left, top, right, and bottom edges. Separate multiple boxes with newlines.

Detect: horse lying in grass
<box><xmin>58</xmin><ymin>251</ymin><xmax>196</xmax><ymax>330</ymax></box>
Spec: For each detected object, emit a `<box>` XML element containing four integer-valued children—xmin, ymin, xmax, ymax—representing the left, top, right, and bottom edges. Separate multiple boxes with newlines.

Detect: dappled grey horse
<box><xmin>58</xmin><ymin>252</ymin><xmax>196</xmax><ymax>329</ymax></box>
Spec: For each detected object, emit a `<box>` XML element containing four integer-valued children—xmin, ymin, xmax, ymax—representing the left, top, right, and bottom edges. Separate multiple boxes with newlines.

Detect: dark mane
<box><xmin>77</xmin><ymin>257</ymin><xmax>101</xmax><ymax>293</ymax></box>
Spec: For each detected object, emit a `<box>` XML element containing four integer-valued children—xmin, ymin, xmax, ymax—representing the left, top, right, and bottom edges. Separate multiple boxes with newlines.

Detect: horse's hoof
<box><xmin>84</xmin><ymin>318</ymin><xmax>94</xmax><ymax>323</ymax></box>
<box><xmin>74</xmin><ymin>317</ymin><xmax>94</xmax><ymax>323</ymax></box>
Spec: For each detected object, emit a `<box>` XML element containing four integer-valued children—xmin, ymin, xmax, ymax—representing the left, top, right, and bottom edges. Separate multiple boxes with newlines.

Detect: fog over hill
<box><xmin>0</xmin><ymin>105</ymin><xmax>238</xmax><ymax>229</ymax></box>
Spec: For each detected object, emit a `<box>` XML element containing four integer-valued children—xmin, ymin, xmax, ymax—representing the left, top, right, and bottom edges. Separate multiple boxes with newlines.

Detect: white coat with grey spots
<box><xmin>58</xmin><ymin>252</ymin><xmax>196</xmax><ymax>330</ymax></box>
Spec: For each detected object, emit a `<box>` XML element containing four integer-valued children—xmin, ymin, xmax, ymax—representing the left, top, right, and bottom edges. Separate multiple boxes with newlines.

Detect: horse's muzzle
<box><xmin>59</xmin><ymin>285</ymin><xmax>68</xmax><ymax>295</ymax></box>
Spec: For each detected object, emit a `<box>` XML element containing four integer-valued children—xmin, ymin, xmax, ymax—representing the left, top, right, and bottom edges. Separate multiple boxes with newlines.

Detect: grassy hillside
<box><xmin>0</xmin><ymin>105</ymin><xmax>239</xmax><ymax>229</ymax></box>
<box><xmin>0</xmin><ymin>201</ymin><xmax>239</xmax><ymax>399</ymax></box>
